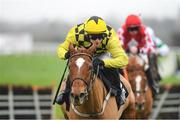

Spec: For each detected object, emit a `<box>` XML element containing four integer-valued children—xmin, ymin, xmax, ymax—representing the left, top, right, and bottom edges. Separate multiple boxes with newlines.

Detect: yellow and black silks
<box><xmin>57</xmin><ymin>24</ymin><xmax>128</xmax><ymax>68</ymax></box>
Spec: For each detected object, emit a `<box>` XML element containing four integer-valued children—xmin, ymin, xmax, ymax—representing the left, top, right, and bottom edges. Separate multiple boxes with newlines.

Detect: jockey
<box><xmin>56</xmin><ymin>16</ymin><xmax>128</xmax><ymax>106</ymax></box>
<box><xmin>117</xmin><ymin>14</ymin><xmax>160</xmax><ymax>97</ymax></box>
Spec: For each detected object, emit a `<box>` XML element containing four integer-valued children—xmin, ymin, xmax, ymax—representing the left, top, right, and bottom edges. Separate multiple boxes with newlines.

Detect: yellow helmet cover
<box><xmin>84</xmin><ymin>16</ymin><xmax>107</xmax><ymax>34</ymax></box>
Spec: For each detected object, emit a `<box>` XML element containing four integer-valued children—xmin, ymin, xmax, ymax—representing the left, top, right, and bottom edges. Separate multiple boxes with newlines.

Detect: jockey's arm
<box><xmin>139</xmin><ymin>32</ymin><xmax>156</xmax><ymax>54</ymax></box>
<box><xmin>154</xmin><ymin>37</ymin><xmax>170</xmax><ymax>56</ymax></box>
<box><xmin>57</xmin><ymin>26</ymin><xmax>77</xmax><ymax>59</ymax></box>
<box><xmin>103</xmin><ymin>29</ymin><xmax>128</xmax><ymax>68</ymax></box>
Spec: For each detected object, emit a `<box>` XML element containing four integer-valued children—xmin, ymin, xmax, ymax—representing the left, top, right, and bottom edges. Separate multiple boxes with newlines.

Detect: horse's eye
<box><xmin>68</xmin><ymin>66</ymin><xmax>70</xmax><ymax>69</ymax></box>
<box><xmin>68</xmin><ymin>65</ymin><xmax>73</xmax><ymax>70</ymax></box>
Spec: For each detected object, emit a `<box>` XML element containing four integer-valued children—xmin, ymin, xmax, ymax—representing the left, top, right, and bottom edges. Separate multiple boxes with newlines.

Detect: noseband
<box><xmin>134</xmin><ymin>85</ymin><xmax>148</xmax><ymax>94</ymax></box>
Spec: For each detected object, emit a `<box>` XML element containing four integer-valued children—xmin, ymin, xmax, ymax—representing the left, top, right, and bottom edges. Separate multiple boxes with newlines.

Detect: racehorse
<box><xmin>127</xmin><ymin>53</ymin><xmax>153</xmax><ymax>119</ymax></box>
<box><xmin>60</xmin><ymin>41</ymin><xmax>135</xmax><ymax>119</ymax></box>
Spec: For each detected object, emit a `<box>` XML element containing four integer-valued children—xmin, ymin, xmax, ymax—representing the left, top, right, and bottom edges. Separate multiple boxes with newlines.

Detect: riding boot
<box><xmin>101</xmin><ymin>68</ymin><xmax>126</xmax><ymax>106</ymax></box>
<box><xmin>55</xmin><ymin>78</ymin><xmax>71</xmax><ymax>105</ymax></box>
<box><xmin>145</xmin><ymin>68</ymin><xmax>159</xmax><ymax>98</ymax></box>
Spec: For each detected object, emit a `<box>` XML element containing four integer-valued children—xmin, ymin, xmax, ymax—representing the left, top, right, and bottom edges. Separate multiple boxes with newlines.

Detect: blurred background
<box><xmin>0</xmin><ymin>0</ymin><xmax>180</xmax><ymax>119</ymax></box>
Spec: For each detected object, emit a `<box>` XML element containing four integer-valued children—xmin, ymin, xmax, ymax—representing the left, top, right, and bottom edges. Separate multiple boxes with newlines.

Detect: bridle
<box><xmin>69</xmin><ymin>52</ymin><xmax>111</xmax><ymax>117</ymax></box>
<box><xmin>69</xmin><ymin>52</ymin><xmax>98</xmax><ymax>92</ymax></box>
<box><xmin>133</xmin><ymin>85</ymin><xmax>148</xmax><ymax>95</ymax></box>
<box><xmin>128</xmin><ymin>68</ymin><xmax>148</xmax><ymax>95</ymax></box>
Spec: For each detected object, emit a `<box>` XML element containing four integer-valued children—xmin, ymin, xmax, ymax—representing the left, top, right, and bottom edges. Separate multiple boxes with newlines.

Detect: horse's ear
<box><xmin>88</xmin><ymin>40</ymin><xmax>101</xmax><ymax>54</ymax></box>
<box><xmin>69</xmin><ymin>43</ymin><xmax>77</xmax><ymax>54</ymax></box>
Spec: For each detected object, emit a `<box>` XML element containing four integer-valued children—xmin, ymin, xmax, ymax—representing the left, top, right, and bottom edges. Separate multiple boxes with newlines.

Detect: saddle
<box><xmin>97</xmin><ymin>68</ymin><xmax>129</xmax><ymax>110</ymax></box>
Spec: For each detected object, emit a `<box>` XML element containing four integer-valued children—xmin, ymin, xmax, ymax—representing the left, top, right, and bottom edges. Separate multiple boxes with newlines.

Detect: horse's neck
<box><xmin>78</xmin><ymin>78</ymin><xmax>106</xmax><ymax>113</ymax></box>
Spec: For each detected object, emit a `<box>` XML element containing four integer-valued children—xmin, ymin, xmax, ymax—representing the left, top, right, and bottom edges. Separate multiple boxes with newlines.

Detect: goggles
<box><xmin>87</xmin><ymin>33</ymin><xmax>107</xmax><ymax>40</ymax></box>
<box><xmin>127</xmin><ymin>26</ymin><xmax>139</xmax><ymax>32</ymax></box>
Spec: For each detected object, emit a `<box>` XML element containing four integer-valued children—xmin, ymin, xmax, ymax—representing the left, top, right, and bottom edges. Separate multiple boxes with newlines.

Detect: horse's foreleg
<box><xmin>60</xmin><ymin>104</ymin><xmax>69</xmax><ymax>119</ymax></box>
<box><xmin>64</xmin><ymin>112</ymin><xmax>69</xmax><ymax>119</ymax></box>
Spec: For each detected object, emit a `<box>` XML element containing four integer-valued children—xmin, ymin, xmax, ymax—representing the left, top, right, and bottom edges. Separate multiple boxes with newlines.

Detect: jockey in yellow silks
<box><xmin>56</xmin><ymin>16</ymin><xmax>128</xmax><ymax>107</ymax></box>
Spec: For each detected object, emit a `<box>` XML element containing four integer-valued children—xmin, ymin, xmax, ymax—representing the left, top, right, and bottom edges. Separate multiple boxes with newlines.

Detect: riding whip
<box><xmin>53</xmin><ymin>60</ymin><xmax>69</xmax><ymax>105</ymax></box>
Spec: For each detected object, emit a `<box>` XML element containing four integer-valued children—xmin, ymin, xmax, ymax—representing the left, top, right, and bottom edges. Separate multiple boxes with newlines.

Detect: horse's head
<box><xmin>68</xmin><ymin>40</ymin><xmax>101</xmax><ymax>106</ymax></box>
<box><xmin>127</xmin><ymin>54</ymin><xmax>148</xmax><ymax>110</ymax></box>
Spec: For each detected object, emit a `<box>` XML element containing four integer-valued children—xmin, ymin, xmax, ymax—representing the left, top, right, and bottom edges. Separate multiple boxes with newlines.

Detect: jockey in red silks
<box><xmin>117</xmin><ymin>14</ymin><xmax>160</xmax><ymax>97</ymax></box>
<box><xmin>117</xmin><ymin>14</ymin><xmax>155</xmax><ymax>54</ymax></box>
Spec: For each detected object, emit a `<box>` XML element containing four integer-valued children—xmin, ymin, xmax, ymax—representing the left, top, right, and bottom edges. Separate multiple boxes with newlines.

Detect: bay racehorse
<box><xmin>127</xmin><ymin>53</ymin><xmax>153</xmax><ymax>119</ymax></box>
<box><xmin>60</xmin><ymin>41</ymin><xmax>135</xmax><ymax>119</ymax></box>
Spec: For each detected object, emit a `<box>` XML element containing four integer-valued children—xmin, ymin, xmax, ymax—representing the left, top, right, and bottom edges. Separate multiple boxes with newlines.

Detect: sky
<box><xmin>0</xmin><ymin>0</ymin><xmax>180</xmax><ymax>23</ymax></box>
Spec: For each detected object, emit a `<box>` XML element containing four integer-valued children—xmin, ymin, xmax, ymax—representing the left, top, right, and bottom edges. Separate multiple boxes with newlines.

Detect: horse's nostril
<box><xmin>139</xmin><ymin>105</ymin><xmax>142</xmax><ymax>109</ymax></box>
<box><xmin>74</xmin><ymin>95</ymin><xmax>79</xmax><ymax>100</ymax></box>
<box><xmin>80</xmin><ymin>93</ymin><xmax>85</xmax><ymax>98</ymax></box>
<box><xmin>135</xmin><ymin>102</ymin><xmax>145</xmax><ymax>110</ymax></box>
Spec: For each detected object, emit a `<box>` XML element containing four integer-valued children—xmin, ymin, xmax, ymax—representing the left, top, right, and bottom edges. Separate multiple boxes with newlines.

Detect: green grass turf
<box><xmin>160</xmin><ymin>76</ymin><xmax>180</xmax><ymax>85</ymax></box>
<box><xmin>0</xmin><ymin>53</ymin><xmax>67</xmax><ymax>86</ymax></box>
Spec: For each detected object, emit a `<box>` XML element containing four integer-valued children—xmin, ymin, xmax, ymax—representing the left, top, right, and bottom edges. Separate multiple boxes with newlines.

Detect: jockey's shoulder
<box><xmin>76</xmin><ymin>23</ymin><xmax>84</xmax><ymax>27</ymax></box>
<box><xmin>145</xmin><ymin>26</ymin><xmax>155</xmax><ymax>36</ymax></box>
<box><xmin>106</xmin><ymin>24</ymin><xmax>112</xmax><ymax>28</ymax></box>
<box><xmin>140</xmin><ymin>25</ymin><xmax>153</xmax><ymax>36</ymax></box>
<box><xmin>106</xmin><ymin>25</ymin><xmax>115</xmax><ymax>33</ymax></box>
